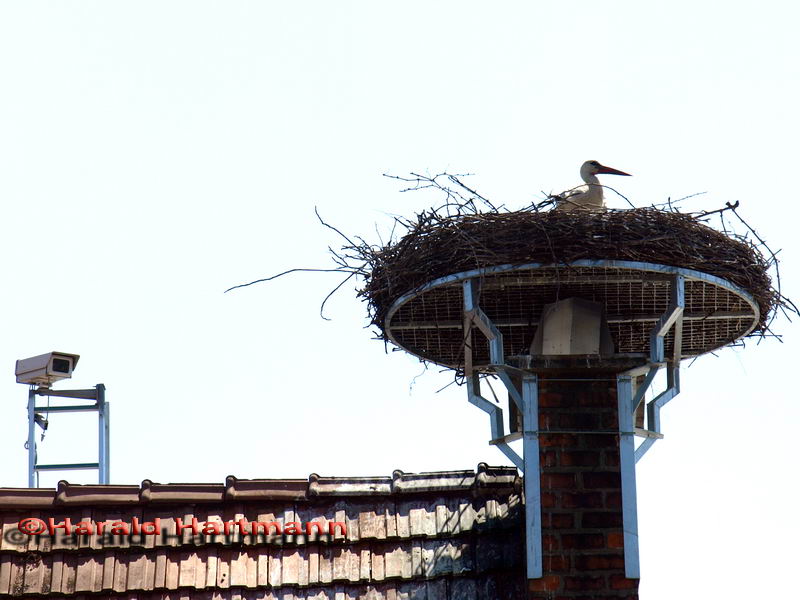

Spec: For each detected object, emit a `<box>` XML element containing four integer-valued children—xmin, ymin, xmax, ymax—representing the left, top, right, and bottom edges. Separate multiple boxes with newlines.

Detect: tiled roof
<box><xmin>0</xmin><ymin>464</ymin><xmax>525</xmax><ymax>599</ymax></box>
<box><xmin>0</xmin><ymin>464</ymin><xmax>519</xmax><ymax>508</ymax></box>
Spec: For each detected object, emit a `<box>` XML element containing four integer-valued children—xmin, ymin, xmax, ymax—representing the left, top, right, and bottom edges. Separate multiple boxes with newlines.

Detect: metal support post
<box><xmin>27</xmin><ymin>388</ymin><xmax>36</xmax><ymax>488</ymax></box>
<box><xmin>98</xmin><ymin>384</ymin><xmax>109</xmax><ymax>484</ymax></box>
<box><xmin>617</xmin><ymin>375</ymin><xmax>641</xmax><ymax>578</ymax></box>
<box><xmin>521</xmin><ymin>375</ymin><xmax>542</xmax><ymax>579</ymax></box>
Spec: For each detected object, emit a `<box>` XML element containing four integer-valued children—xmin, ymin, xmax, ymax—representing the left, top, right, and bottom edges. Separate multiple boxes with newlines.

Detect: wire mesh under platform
<box><xmin>385</xmin><ymin>260</ymin><xmax>759</xmax><ymax>370</ymax></box>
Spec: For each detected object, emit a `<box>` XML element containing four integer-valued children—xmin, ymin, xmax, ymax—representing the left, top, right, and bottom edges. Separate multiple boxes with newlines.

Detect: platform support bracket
<box><xmin>462</xmin><ymin>278</ymin><xmax>542</xmax><ymax>579</ymax></box>
<box><xmin>630</xmin><ymin>274</ymin><xmax>684</xmax><ymax>462</ymax></box>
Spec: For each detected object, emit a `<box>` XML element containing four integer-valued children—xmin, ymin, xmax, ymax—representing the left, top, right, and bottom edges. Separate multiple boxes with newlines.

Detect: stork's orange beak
<box><xmin>597</xmin><ymin>164</ymin><xmax>631</xmax><ymax>176</ymax></box>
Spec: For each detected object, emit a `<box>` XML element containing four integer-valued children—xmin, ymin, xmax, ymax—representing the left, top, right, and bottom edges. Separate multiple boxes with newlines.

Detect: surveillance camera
<box><xmin>15</xmin><ymin>352</ymin><xmax>80</xmax><ymax>387</ymax></box>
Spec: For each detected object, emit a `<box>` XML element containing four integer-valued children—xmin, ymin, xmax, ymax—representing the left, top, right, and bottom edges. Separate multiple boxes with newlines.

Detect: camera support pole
<box><xmin>27</xmin><ymin>384</ymin><xmax>110</xmax><ymax>487</ymax></box>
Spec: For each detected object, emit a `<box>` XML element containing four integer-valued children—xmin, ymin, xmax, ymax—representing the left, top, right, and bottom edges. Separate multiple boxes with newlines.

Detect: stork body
<box><xmin>555</xmin><ymin>160</ymin><xmax>631</xmax><ymax>211</ymax></box>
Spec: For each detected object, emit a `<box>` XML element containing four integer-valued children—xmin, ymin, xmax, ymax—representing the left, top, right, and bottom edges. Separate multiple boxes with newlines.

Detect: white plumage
<box><xmin>554</xmin><ymin>160</ymin><xmax>631</xmax><ymax>211</ymax></box>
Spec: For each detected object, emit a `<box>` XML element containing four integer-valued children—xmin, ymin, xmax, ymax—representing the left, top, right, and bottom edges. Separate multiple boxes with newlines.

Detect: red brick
<box><xmin>602</xmin><ymin>450</ymin><xmax>620</xmax><ymax>467</ymax></box>
<box><xmin>564</xmin><ymin>575</ymin><xmax>606</xmax><ymax>591</ymax></box>
<box><xmin>541</xmin><ymin>473</ymin><xmax>577</xmax><ymax>489</ymax></box>
<box><xmin>543</xmin><ymin>555</ymin><xmax>570</xmax><ymax>571</ymax></box>
<box><xmin>577</xmin><ymin>390</ymin><xmax>616</xmax><ymax>407</ymax></box>
<box><xmin>560</xmin><ymin>450</ymin><xmax>600</xmax><ymax>467</ymax></box>
<box><xmin>543</xmin><ymin>513</ymin><xmax>574</xmax><ymax>529</ymax></box>
<box><xmin>542</xmin><ymin>450</ymin><xmax>559</xmax><ymax>467</ymax></box>
<box><xmin>542</xmin><ymin>534</ymin><xmax>560</xmax><ymax>551</ymax></box>
<box><xmin>528</xmin><ymin>575</ymin><xmax>562</xmax><ymax>592</ymax></box>
<box><xmin>599</xmin><ymin>410</ymin><xmax>619</xmax><ymax>427</ymax></box>
<box><xmin>552</xmin><ymin>412</ymin><xmax>601</xmax><ymax>429</ymax></box>
<box><xmin>574</xmin><ymin>554</ymin><xmax>626</xmax><ymax>570</ymax></box>
<box><xmin>539</xmin><ymin>413</ymin><xmax>555</xmax><ymax>429</ymax></box>
<box><xmin>562</xmin><ymin>491</ymin><xmax>603</xmax><ymax>509</ymax></box>
<box><xmin>583</xmin><ymin>472</ymin><xmax>620</xmax><ymax>489</ymax></box>
<box><xmin>581</xmin><ymin>511</ymin><xmax>623</xmax><ymax>528</ymax></box>
<box><xmin>580</xmin><ymin>433</ymin><xmax>619</xmax><ymax>449</ymax></box>
<box><xmin>537</xmin><ymin>392</ymin><xmax>564</xmax><ymax>407</ymax></box>
<box><xmin>607</xmin><ymin>532</ymin><xmax>625</xmax><ymax>549</ymax></box>
<box><xmin>539</xmin><ymin>433</ymin><xmax>579</xmax><ymax>447</ymax></box>
<box><xmin>610</xmin><ymin>574</ymin><xmax>640</xmax><ymax>590</ymax></box>
<box><xmin>561</xmin><ymin>533</ymin><xmax>605</xmax><ymax>550</ymax></box>
<box><xmin>540</xmin><ymin>492</ymin><xmax>558</xmax><ymax>508</ymax></box>
<box><xmin>605</xmin><ymin>491</ymin><xmax>622</xmax><ymax>509</ymax></box>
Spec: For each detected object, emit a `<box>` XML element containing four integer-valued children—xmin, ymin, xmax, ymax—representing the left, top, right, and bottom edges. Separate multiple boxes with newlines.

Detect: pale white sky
<box><xmin>1</xmin><ymin>2</ymin><xmax>798</xmax><ymax>598</ymax></box>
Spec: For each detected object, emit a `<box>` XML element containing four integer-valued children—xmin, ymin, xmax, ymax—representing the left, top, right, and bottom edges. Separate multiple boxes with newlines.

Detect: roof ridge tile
<box><xmin>0</xmin><ymin>464</ymin><xmax>520</xmax><ymax>509</ymax></box>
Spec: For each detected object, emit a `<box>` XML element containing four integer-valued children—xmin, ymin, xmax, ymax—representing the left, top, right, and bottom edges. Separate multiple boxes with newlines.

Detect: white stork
<box><xmin>554</xmin><ymin>160</ymin><xmax>631</xmax><ymax>211</ymax></box>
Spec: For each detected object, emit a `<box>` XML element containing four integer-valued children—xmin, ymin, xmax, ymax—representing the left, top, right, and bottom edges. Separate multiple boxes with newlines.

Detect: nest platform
<box><xmin>362</xmin><ymin>209</ymin><xmax>774</xmax><ymax>370</ymax></box>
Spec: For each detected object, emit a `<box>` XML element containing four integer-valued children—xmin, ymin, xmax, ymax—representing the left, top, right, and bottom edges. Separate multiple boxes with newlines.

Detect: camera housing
<box><xmin>15</xmin><ymin>352</ymin><xmax>80</xmax><ymax>387</ymax></box>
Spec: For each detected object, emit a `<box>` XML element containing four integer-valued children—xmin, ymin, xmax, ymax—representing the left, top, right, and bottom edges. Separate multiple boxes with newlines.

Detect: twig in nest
<box><xmin>601</xmin><ymin>185</ymin><xmax>636</xmax><ymax>209</ymax></box>
<box><xmin>696</xmin><ymin>200</ymin><xmax>739</xmax><ymax>219</ymax></box>
<box><xmin>315</xmin><ymin>206</ymin><xmax>357</xmax><ymax>247</ymax></box>
<box><xmin>224</xmin><ymin>267</ymin><xmax>361</xmax><ymax>294</ymax></box>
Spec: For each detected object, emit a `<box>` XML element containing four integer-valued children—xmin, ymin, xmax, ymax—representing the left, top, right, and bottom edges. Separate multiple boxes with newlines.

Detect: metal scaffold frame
<box><xmin>27</xmin><ymin>384</ymin><xmax>110</xmax><ymax>487</ymax></box>
<box><xmin>460</xmin><ymin>272</ymin><xmax>687</xmax><ymax>580</ymax></box>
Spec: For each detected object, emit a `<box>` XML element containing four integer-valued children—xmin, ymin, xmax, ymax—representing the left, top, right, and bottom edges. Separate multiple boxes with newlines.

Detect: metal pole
<box><xmin>103</xmin><ymin>396</ymin><xmax>110</xmax><ymax>484</ymax></box>
<box><xmin>617</xmin><ymin>375</ymin><xmax>640</xmax><ymax>578</ymax></box>
<box><xmin>27</xmin><ymin>388</ymin><xmax>36</xmax><ymax>487</ymax></box>
<box><xmin>97</xmin><ymin>384</ymin><xmax>109</xmax><ymax>484</ymax></box>
<box><xmin>522</xmin><ymin>375</ymin><xmax>542</xmax><ymax>579</ymax></box>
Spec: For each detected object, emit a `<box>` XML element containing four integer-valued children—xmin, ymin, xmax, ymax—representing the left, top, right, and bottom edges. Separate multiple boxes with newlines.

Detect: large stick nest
<box><xmin>360</xmin><ymin>208</ymin><xmax>777</xmax><ymax>337</ymax></box>
<box><xmin>226</xmin><ymin>174</ymin><xmax>793</xmax><ymax>352</ymax></box>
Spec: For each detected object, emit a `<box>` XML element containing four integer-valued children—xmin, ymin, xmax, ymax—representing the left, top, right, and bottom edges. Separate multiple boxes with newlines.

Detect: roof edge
<box><xmin>0</xmin><ymin>464</ymin><xmax>520</xmax><ymax>509</ymax></box>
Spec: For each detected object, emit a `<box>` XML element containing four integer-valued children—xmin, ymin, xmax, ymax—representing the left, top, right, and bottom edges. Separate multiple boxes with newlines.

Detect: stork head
<box><xmin>580</xmin><ymin>160</ymin><xmax>631</xmax><ymax>180</ymax></box>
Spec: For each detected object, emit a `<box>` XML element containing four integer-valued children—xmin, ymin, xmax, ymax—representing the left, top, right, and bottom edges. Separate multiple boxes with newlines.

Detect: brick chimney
<box><xmin>528</xmin><ymin>376</ymin><xmax>639</xmax><ymax>599</ymax></box>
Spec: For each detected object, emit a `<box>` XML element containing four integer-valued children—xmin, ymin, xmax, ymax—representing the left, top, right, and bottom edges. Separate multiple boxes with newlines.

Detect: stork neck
<box><xmin>582</xmin><ymin>173</ymin><xmax>600</xmax><ymax>185</ymax></box>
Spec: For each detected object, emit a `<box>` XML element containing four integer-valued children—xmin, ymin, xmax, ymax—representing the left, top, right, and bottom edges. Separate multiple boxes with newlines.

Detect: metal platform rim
<box><xmin>384</xmin><ymin>259</ymin><xmax>761</xmax><ymax>359</ymax></box>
